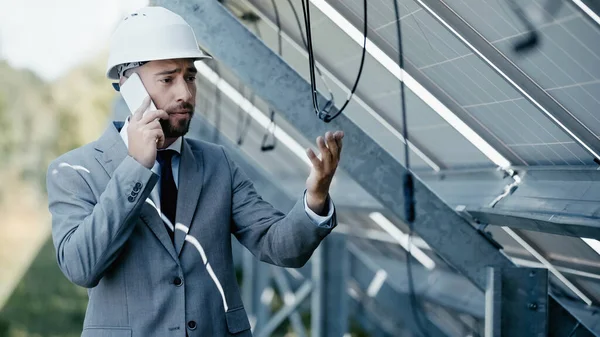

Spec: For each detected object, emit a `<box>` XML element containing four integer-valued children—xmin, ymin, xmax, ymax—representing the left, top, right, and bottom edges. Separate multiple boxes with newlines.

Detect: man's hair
<box><xmin>118</xmin><ymin>61</ymin><xmax>148</xmax><ymax>78</ymax></box>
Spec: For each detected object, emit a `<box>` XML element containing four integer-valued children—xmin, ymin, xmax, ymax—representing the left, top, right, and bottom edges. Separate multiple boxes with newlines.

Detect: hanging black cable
<box><xmin>286</xmin><ymin>0</ymin><xmax>335</xmax><ymax>103</ymax></box>
<box><xmin>235</xmin><ymin>85</ymin><xmax>253</xmax><ymax>146</ymax></box>
<box><xmin>271</xmin><ymin>0</ymin><xmax>282</xmax><ymax>56</ymax></box>
<box><xmin>236</xmin><ymin>21</ymin><xmax>261</xmax><ymax>146</ymax></box>
<box><xmin>259</xmin><ymin>0</ymin><xmax>283</xmax><ymax>152</ymax></box>
<box><xmin>301</xmin><ymin>0</ymin><xmax>368</xmax><ymax>123</ymax></box>
<box><xmin>506</xmin><ymin>0</ymin><xmax>562</xmax><ymax>53</ymax></box>
<box><xmin>261</xmin><ymin>109</ymin><xmax>277</xmax><ymax>151</ymax></box>
<box><xmin>392</xmin><ymin>1</ymin><xmax>428</xmax><ymax>337</ymax></box>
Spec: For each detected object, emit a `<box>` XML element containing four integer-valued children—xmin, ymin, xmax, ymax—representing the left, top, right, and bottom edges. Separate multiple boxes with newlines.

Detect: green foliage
<box><xmin>0</xmin><ymin>54</ymin><xmax>115</xmax><ymax>336</ymax></box>
<box><xmin>0</xmin><ymin>239</ymin><xmax>89</xmax><ymax>337</ymax></box>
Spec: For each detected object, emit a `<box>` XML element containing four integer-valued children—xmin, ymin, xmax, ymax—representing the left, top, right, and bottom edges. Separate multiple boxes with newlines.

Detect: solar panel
<box><xmin>441</xmin><ymin>0</ymin><xmax>600</xmax><ymax>151</ymax></box>
<box><xmin>326</xmin><ymin>0</ymin><xmax>597</xmax><ymax>166</ymax></box>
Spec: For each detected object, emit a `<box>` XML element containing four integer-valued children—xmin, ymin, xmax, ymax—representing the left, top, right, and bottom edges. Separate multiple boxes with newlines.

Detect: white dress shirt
<box><xmin>119</xmin><ymin>119</ymin><xmax>334</xmax><ymax>227</ymax></box>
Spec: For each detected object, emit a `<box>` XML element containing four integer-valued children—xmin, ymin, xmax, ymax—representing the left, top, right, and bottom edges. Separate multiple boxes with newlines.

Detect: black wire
<box><xmin>261</xmin><ymin>109</ymin><xmax>277</xmax><ymax>151</ymax></box>
<box><xmin>271</xmin><ymin>0</ymin><xmax>282</xmax><ymax>56</ymax></box>
<box><xmin>237</xmin><ymin>22</ymin><xmax>261</xmax><ymax>146</ymax></box>
<box><xmin>285</xmin><ymin>0</ymin><xmax>334</xmax><ymax>103</ymax></box>
<box><xmin>393</xmin><ymin>1</ymin><xmax>426</xmax><ymax>336</ymax></box>
<box><xmin>301</xmin><ymin>0</ymin><xmax>368</xmax><ymax>123</ymax></box>
<box><xmin>257</xmin><ymin>0</ymin><xmax>283</xmax><ymax>152</ymax></box>
<box><xmin>235</xmin><ymin>85</ymin><xmax>253</xmax><ymax>146</ymax></box>
<box><xmin>301</xmin><ymin>0</ymin><xmax>321</xmax><ymax>114</ymax></box>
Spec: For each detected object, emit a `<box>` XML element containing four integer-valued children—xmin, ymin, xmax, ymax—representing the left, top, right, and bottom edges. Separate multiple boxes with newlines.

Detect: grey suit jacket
<box><xmin>47</xmin><ymin>122</ymin><xmax>336</xmax><ymax>337</ymax></box>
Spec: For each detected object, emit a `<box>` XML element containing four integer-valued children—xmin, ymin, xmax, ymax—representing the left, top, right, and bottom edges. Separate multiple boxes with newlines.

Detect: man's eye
<box><xmin>160</xmin><ymin>78</ymin><xmax>172</xmax><ymax>83</ymax></box>
<box><xmin>187</xmin><ymin>76</ymin><xmax>196</xmax><ymax>82</ymax></box>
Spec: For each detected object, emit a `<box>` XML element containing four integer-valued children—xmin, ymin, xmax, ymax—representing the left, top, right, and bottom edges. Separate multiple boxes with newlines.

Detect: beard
<box><xmin>160</xmin><ymin>102</ymin><xmax>195</xmax><ymax>138</ymax></box>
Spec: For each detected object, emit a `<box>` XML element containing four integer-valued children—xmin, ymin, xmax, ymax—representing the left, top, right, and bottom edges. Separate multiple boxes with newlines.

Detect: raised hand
<box><xmin>127</xmin><ymin>96</ymin><xmax>169</xmax><ymax>169</ymax></box>
<box><xmin>305</xmin><ymin>131</ymin><xmax>344</xmax><ymax>215</ymax></box>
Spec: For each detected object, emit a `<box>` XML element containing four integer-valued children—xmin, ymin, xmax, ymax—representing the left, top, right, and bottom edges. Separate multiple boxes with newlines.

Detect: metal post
<box><xmin>485</xmin><ymin>267</ymin><xmax>549</xmax><ymax>337</ymax></box>
<box><xmin>272</xmin><ymin>268</ymin><xmax>308</xmax><ymax>337</ymax></box>
<box><xmin>256</xmin><ymin>281</ymin><xmax>313</xmax><ymax>337</ymax></box>
<box><xmin>311</xmin><ymin>234</ymin><xmax>349</xmax><ymax>337</ymax></box>
<box><xmin>349</xmin><ymin>245</ymin><xmax>450</xmax><ymax>337</ymax></box>
<box><xmin>242</xmin><ymin>251</ymin><xmax>272</xmax><ymax>332</ymax></box>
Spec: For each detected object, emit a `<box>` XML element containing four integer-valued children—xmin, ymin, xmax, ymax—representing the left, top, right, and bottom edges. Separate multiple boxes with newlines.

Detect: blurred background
<box><xmin>0</xmin><ymin>0</ymin><xmax>146</xmax><ymax>336</ymax></box>
<box><xmin>2</xmin><ymin>0</ymin><xmax>600</xmax><ymax>336</ymax></box>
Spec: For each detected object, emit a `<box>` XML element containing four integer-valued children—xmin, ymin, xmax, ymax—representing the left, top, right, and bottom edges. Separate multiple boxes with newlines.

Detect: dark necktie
<box><xmin>157</xmin><ymin>149</ymin><xmax>178</xmax><ymax>243</ymax></box>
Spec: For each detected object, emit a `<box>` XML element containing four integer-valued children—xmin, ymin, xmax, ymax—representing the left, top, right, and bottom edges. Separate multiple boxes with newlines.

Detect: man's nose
<box><xmin>175</xmin><ymin>79</ymin><xmax>193</xmax><ymax>102</ymax></box>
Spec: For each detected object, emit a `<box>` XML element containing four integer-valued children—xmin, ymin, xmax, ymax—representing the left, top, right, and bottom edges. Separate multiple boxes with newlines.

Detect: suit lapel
<box><xmin>140</xmin><ymin>202</ymin><xmax>179</xmax><ymax>261</ymax></box>
<box><xmin>94</xmin><ymin>122</ymin><xmax>178</xmax><ymax>261</ymax></box>
<box><xmin>174</xmin><ymin>138</ymin><xmax>204</xmax><ymax>256</ymax></box>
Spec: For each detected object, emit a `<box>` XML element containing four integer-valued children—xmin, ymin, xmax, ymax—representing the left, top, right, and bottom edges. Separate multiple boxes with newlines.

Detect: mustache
<box><xmin>166</xmin><ymin>102</ymin><xmax>194</xmax><ymax>113</ymax></box>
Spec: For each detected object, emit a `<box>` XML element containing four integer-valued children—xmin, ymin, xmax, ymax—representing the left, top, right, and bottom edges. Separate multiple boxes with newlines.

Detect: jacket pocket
<box><xmin>225</xmin><ymin>306</ymin><xmax>251</xmax><ymax>334</ymax></box>
<box><xmin>82</xmin><ymin>327</ymin><xmax>132</xmax><ymax>337</ymax></box>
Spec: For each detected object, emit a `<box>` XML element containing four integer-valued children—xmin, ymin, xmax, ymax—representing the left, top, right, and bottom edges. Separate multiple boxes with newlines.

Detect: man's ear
<box><xmin>111</xmin><ymin>76</ymin><xmax>127</xmax><ymax>92</ymax></box>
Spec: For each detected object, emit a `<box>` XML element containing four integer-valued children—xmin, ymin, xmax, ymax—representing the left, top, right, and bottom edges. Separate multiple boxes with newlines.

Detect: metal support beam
<box><xmin>420</xmin><ymin>167</ymin><xmax>600</xmax><ymax>239</ymax></box>
<box><xmin>572</xmin><ymin>0</ymin><xmax>600</xmax><ymax>26</ymax></box>
<box><xmin>311</xmin><ymin>233</ymin><xmax>349</xmax><ymax>337</ymax></box>
<box><xmin>242</xmin><ymin>251</ymin><xmax>272</xmax><ymax>332</ymax></box>
<box><xmin>148</xmin><ymin>1</ymin><xmax>597</xmax><ymax>334</ymax></box>
<box><xmin>469</xmin><ymin>208</ymin><xmax>600</xmax><ymax>240</ymax></box>
<box><xmin>349</xmin><ymin>246</ymin><xmax>451</xmax><ymax>337</ymax></box>
<box><xmin>256</xmin><ymin>281</ymin><xmax>314</xmax><ymax>337</ymax></box>
<box><xmin>485</xmin><ymin>267</ymin><xmax>549</xmax><ymax>337</ymax></box>
<box><xmin>272</xmin><ymin>268</ymin><xmax>308</xmax><ymax>337</ymax></box>
<box><xmin>348</xmin><ymin>242</ymin><xmax>484</xmax><ymax>319</ymax></box>
<box><xmin>552</xmin><ymin>296</ymin><xmax>600</xmax><ymax>337</ymax></box>
<box><xmin>347</xmin><ymin>280</ymin><xmax>411</xmax><ymax>337</ymax></box>
<box><xmin>416</xmin><ymin>0</ymin><xmax>600</xmax><ymax>161</ymax></box>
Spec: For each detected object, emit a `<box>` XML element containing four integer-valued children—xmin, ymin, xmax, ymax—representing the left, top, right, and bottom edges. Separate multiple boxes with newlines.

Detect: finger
<box><xmin>147</xmin><ymin>129</ymin><xmax>165</xmax><ymax>145</ymax></box>
<box><xmin>306</xmin><ymin>148</ymin><xmax>322</xmax><ymax>170</ymax></box>
<box><xmin>317</xmin><ymin>136</ymin><xmax>332</xmax><ymax>165</ymax></box>
<box><xmin>325</xmin><ymin>132</ymin><xmax>339</xmax><ymax>161</ymax></box>
<box><xmin>334</xmin><ymin>131</ymin><xmax>344</xmax><ymax>155</ymax></box>
<box><xmin>140</xmin><ymin>109</ymin><xmax>169</xmax><ymax>124</ymax></box>
<box><xmin>155</xmin><ymin>132</ymin><xmax>165</xmax><ymax>148</ymax></box>
<box><xmin>133</xmin><ymin>96</ymin><xmax>152</xmax><ymax>121</ymax></box>
<box><xmin>145</xmin><ymin>119</ymin><xmax>162</xmax><ymax>130</ymax></box>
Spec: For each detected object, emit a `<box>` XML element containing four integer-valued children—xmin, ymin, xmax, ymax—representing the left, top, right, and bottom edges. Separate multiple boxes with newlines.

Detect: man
<box><xmin>46</xmin><ymin>6</ymin><xmax>343</xmax><ymax>337</ymax></box>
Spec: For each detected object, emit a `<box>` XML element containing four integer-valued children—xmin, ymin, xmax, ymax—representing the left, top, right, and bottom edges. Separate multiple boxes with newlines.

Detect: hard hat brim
<box><xmin>106</xmin><ymin>51</ymin><xmax>212</xmax><ymax>80</ymax></box>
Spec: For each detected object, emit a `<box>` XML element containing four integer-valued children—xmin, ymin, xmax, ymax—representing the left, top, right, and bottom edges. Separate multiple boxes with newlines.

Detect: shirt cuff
<box><xmin>303</xmin><ymin>191</ymin><xmax>335</xmax><ymax>228</ymax></box>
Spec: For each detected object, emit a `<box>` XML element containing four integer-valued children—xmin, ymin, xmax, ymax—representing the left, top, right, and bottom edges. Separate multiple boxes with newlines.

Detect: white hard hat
<box><xmin>106</xmin><ymin>6</ymin><xmax>211</xmax><ymax>80</ymax></box>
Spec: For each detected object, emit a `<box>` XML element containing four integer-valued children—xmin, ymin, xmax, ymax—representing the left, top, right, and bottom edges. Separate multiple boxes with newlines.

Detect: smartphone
<box><xmin>120</xmin><ymin>72</ymin><xmax>156</xmax><ymax>115</ymax></box>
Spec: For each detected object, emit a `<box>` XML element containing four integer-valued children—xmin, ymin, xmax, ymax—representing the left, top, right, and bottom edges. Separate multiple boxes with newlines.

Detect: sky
<box><xmin>0</xmin><ymin>0</ymin><xmax>148</xmax><ymax>81</ymax></box>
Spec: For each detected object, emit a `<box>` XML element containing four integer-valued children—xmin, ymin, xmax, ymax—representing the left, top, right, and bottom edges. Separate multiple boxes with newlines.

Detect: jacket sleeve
<box><xmin>223</xmin><ymin>148</ymin><xmax>336</xmax><ymax>268</ymax></box>
<box><xmin>47</xmin><ymin>155</ymin><xmax>158</xmax><ymax>288</ymax></box>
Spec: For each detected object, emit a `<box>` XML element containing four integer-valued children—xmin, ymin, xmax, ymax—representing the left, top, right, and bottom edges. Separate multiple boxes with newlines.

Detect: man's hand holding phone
<box><xmin>127</xmin><ymin>96</ymin><xmax>169</xmax><ymax>169</ymax></box>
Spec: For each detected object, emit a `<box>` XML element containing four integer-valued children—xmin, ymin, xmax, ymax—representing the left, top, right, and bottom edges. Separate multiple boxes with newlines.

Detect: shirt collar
<box><xmin>119</xmin><ymin>117</ymin><xmax>183</xmax><ymax>154</ymax></box>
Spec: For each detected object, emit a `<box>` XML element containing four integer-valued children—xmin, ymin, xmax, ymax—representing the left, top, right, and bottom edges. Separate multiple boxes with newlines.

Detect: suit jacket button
<box><xmin>130</xmin><ymin>190</ymin><xmax>139</xmax><ymax>197</ymax></box>
<box><xmin>134</xmin><ymin>182</ymin><xmax>142</xmax><ymax>191</ymax></box>
<box><xmin>173</xmin><ymin>277</ymin><xmax>182</xmax><ymax>286</ymax></box>
<box><xmin>187</xmin><ymin>320</ymin><xmax>197</xmax><ymax>330</ymax></box>
<box><xmin>127</xmin><ymin>195</ymin><xmax>135</xmax><ymax>203</ymax></box>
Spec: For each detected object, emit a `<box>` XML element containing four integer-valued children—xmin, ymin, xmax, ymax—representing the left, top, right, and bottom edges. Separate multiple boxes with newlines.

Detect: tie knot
<box><xmin>157</xmin><ymin>149</ymin><xmax>177</xmax><ymax>164</ymax></box>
